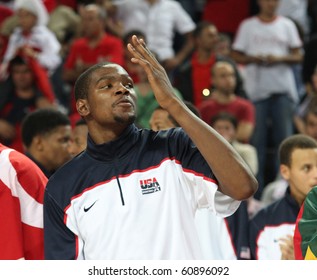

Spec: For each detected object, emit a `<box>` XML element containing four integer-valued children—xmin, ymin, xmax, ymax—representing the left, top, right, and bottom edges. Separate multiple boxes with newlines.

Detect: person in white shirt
<box><xmin>231</xmin><ymin>0</ymin><xmax>303</xmax><ymax>200</ymax></box>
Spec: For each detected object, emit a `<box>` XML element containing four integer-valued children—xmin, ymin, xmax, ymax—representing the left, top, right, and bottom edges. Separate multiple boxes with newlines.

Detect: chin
<box><xmin>114</xmin><ymin>114</ymin><xmax>136</xmax><ymax>125</ymax></box>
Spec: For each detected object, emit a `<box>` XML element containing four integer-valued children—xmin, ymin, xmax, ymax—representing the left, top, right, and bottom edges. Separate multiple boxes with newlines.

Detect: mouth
<box><xmin>115</xmin><ymin>98</ymin><xmax>134</xmax><ymax>108</ymax></box>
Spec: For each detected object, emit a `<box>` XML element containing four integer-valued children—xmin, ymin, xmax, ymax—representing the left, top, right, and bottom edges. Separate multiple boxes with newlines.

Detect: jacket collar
<box><xmin>86</xmin><ymin>124</ymin><xmax>140</xmax><ymax>161</ymax></box>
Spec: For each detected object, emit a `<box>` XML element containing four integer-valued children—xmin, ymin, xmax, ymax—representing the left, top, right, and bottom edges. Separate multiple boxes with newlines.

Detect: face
<box><xmin>69</xmin><ymin>124</ymin><xmax>88</xmax><ymax>156</ymax></box>
<box><xmin>305</xmin><ymin>113</ymin><xmax>317</xmax><ymax>141</ymax></box>
<box><xmin>281</xmin><ymin>148</ymin><xmax>317</xmax><ymax>205</ymax></box>
<box><xmin>197</xmin><ymin>25</ymin><xmax>219</xmax><ymax>52</ymax></box>
<box><xmin>258</xmin><ymin>0</ymin><xmax>279</xmax><ymax>16</ymax></box>
<box><xmin>11</xmin><ymin>64</ymin><xmax>34</xmax><ymax>91</ymax></box>
<box><xmin>81</xmin><ymin>8</ymin><xmax>103</xmax><ymax>37</ymax></box>
<box><xmin>17</xmin><ymin>9</ymin><xmax>37</xmax><ymax>32</ymax></box>
<box><xmin>150</xmin><ymin>109</ymin><xmax>175</xmax><ymax>131</ymax></box>
<box><xmin>77</xmin><ymin>64</ymin><xmax>137</xmax><ymax>128</ymax></box>
<box><xmin>212</xmin><ymin>119</ymin><xmax>236</xmax><ymax>143</ymax></box>
<box><xmin>40</xmin><ymin>125</ymin><xmax>73</xmax><ymax>171</ymax></box>
<box><xmin>212</xmin><ymin>64</ymin><xmax>236</xmax><ymax>95</ymax></box>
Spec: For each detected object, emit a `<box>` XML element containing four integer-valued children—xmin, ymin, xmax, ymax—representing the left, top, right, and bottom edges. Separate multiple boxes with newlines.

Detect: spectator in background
<box><xmin>231</xmin><ymin>0</ymin><xmax>303</xmax><ymax>199</ymax></box>
<box><xmin>0</xmin><ymin>55</ymin><xmax>56</xmax><ymax>153</ymax></box>
<box><xmin>21</xmin><ymin>108</ymin><xmax>72</xmax><ymax>178</ymax></box>
<box><xmin>0</xmin><ymin>0</ymin><xmax>61</xmax><ymax>79</ymax></box>
<box><xmin>62</xmin><ymin>3</ymin><xmax>124</xmax><ymax>121</ymax></box>
<box><xmin>198</xmin><ymin>61</ymin><xmax>255</xmax><ymax>143</ymax></box>
<box><xmin>174</xmin><ymin>21</ymin><xmax>246</xmax><ymax>108</ymax></box>
<box><xmin>249</xmin><ymin>134</ymin><xmax>317</xmax><ymax>259</ymax></box>
<box><xmin>215</xmin><ymin>33</ymin><xmax>232</xmax><ymax>57</ymax></box>
<box><xmin>0</xmin><ymin>142</ymin><xmax>47</xmax><ymax>260</ymax></box>
<box><xmin>112</xmin><ymin>0</ymin><xmax>196</xmax><ymax>73</ymax></box>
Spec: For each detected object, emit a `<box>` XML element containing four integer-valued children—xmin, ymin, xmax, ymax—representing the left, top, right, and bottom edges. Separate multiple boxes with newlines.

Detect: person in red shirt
<box><xmin>63</xmin><ymin>3</ymin><xmax>124</xmax><ymax>85</ymax></box>
<box><xmin>0</xmin><ymin>142</ymin><xmax>47</xmax><ymax>260</ymax></box>
<box><xmin>63</xmin><ymin>3</ymin><xmax>124</xmax><ymax>120</ymax></box>
<box><xmin>173</xmin><ymin>21</ymin><xmax>245</xmax><ymax>108</ymax></box>
<box><xmin>198</xmin><ymin>61</ymin><xmax>255</xmax><ymax>143</ymax></box>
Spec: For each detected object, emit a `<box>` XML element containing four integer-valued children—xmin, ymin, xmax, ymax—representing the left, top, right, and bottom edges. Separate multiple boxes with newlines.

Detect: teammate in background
<box><xmin>44</xmin><ymin>35</ymin><xmax>257</xmax><ymax>260</ymax></box>
<box><xmin>69</xmin><ymin>118</ymin><xmax>88</xmax><ymax>156</ymax></box>
<box><xmin>0</xmin><ymin>142</ymin><xmax>47</xmax><ymax>259</ymax></box>
<box><xmin>249</xmin><ymin>134</ymin><xmax>317</xmax><ymax>259</ymax></box>
<box><xmin>21</xmin><ymin>108</ymin><xmax>72</xmax><ymax>178</ymax></box>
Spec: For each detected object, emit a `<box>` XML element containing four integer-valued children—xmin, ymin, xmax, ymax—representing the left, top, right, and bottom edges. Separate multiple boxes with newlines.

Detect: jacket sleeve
<box><xmin>44</xmin><ymin>189</ymin><xmax>78</xmax><ymax>259</ymax></box>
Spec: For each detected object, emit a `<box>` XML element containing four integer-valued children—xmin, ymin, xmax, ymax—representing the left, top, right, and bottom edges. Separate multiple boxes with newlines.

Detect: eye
<box><xmin>303</xmin><ymin>165</ymin><xmax>311</xmax><ymax>172</ymax></box>
<box><xmin>125</xmin><ymin>83</ymin><xmax>134</xmax><ymax>89</ymax></box>
<box><xmin>101</xmin><ymin>84</ymin><xmax>113</xmax><ymax>89</ymax></box>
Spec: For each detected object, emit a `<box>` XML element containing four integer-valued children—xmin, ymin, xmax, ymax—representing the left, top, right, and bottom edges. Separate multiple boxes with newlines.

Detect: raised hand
<box><xmin>127</xmin><ymin>35</ymin><xmax>180</xmax><ymax>110</ymax></box>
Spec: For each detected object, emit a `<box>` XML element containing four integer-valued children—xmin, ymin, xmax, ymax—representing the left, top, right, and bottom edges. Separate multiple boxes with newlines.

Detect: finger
<box><xmin>131</xmin><ymin>35</ymin><xmax>158</xmax><ymax>64</ymax></box>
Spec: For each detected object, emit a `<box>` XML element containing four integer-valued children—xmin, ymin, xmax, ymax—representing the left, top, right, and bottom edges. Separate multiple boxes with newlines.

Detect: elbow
<box><xmin>238</xmin><ymin>176</ymin><xmax>258</xmax><ymax>200</ymax></box>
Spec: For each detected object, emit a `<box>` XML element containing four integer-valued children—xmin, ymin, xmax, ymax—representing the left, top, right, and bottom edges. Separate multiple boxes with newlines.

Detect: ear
<box><xmin>280</xmin><ymin>164</ymin><xmax>290</xmax><ymax>181</ymax></box>
<box><xmin>76</xmin><ymin>99</ymin><xmax>90</xmax><ymax>117</ymax></box>
<box><xmin>33</xmin><ymin>135</ymin><xmax>44</xmax><ymax>151</ymax></box>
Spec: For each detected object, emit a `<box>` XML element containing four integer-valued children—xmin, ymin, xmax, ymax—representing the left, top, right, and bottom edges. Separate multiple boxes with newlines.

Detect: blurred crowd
<box><xmin>1</xmin><ymin>0</ymin><xmax>317</xmax><ymax>260</ymax></box>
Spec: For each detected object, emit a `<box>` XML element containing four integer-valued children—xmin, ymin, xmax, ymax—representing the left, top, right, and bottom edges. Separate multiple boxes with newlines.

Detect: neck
<box><xmin>197</xmin><ymin>48</ymin><xmax>214</xmax><ymax>62</ymax></box>
<box><xmin>213</xmin><ymin>90</ymin><xmax>235</xmax><ymax>104</ymax></box>
<box><xmin>88</xmin><ymin>122</ymin><xmax>128</xmax><ymax>145</ymax></box>
<box><xmin>258</xmin><ymin>13</ymin><xmax>276</xmax><ymax>22</ymax></box>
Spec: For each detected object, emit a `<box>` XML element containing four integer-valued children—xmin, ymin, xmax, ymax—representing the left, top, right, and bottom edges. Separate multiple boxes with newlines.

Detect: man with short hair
<box><xmin>249</xmin><ymin>134</ymin><xmax>317</xmax><ymax>259</ymax></box>
<box><xmin>43</xmin><ymin>35</ymin><xmax>257</xmax><ymax>260</ymax></box>
<box><xmin>21</xmin><ymin>108</ymin><xmax>72</xmax><ymax>178</ymax></box>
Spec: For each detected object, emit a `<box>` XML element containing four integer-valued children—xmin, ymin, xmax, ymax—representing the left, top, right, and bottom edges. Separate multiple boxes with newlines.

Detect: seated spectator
<box><xmin>198</xmin><ymin>61</ymin><xmax>255</xmax><ymax>143</ymax></box>
<box><xmin>0</xmin><ymin>0</ymin><xmax>61</xmax><ymax>79</ymax></box>
<box><xmin>174</xmin><ymin>21</ymin><xmax>246</xmax><ymax>108</ymax></box>
<box><xmin>249</xmin><ymin>134</ymin><xmax>317</xmax><ymax>259</ymax></box>
<box><xmin>0</xmin><ymin>142</ymin><xmax>47</xmax><ymax>260</ymax></box>
<box><xmin>21</xmin><ymin>108</ymin><xmax>72</xmax><ymax>178</ymax></box>
<box><xmin>0</xmin><ymin>55</ymin><xmax>55</xmax><ymax>153</ymax></box>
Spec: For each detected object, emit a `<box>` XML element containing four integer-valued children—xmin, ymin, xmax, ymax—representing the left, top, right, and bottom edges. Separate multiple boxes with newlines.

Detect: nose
<box><xmin>115</xmin><ymin>83</ymin><xmax>130</xmax><ymax>96</ymax></box>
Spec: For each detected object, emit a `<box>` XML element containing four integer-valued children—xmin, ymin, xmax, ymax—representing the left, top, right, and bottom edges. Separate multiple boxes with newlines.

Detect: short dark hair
<box><xmin>193</xmin><ymin>21</ymin><xmax>216</xmax><ymax>39</ymax></box>
<box><xmin>74</xmin><ymin>62</ymin><xmax>111</xmax><ymax>100</ymax></box>
<box><xmin>210</xmin><ymin>112</ymin><xmax>238</xmax><ymax>129</ymax></box>
<box><xmin>279</xmin><ymin>134</ymin><xmax>317</xmax><ymax>167</ymax></box>
<box><xmin>21</xmin><ymin>108</ymin><xmax>70</xmax><ymax>147</ymax></box>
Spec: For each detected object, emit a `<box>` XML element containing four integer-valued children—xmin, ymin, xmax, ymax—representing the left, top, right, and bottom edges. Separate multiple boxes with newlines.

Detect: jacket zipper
<box><xmin>114</xmin><ymin>157</ymin><xmax>125</xmax><ymax>206</ymax></box>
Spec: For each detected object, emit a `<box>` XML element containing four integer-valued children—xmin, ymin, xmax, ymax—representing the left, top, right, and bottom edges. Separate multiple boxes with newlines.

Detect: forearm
<box><xmin>166</xmin><ymin>99</ymin><xmax>258</xmax><ymax>200</ymax></box>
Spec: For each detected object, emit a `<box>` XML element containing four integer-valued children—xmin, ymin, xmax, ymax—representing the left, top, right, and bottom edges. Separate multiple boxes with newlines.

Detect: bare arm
<box><xmin>128</xmin><ymin>35</ymin><xmax>258</xmax><ymax>200</ymax></box>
